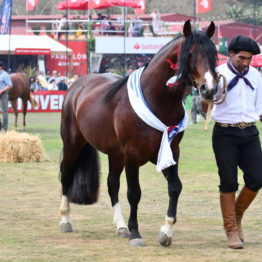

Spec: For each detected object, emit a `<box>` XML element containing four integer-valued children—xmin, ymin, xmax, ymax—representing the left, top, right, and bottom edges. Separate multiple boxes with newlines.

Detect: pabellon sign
<box><xmin>8</xmin><ymin>91</ymin><xmax>66</xmax><ymax>113</ymax></box>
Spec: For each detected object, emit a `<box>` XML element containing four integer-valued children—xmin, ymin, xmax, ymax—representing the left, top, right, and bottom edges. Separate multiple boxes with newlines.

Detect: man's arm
<box><xmin>0</xmin><ymin>85</ymin><xmax>12</xmax><ymax>95</ymax></box>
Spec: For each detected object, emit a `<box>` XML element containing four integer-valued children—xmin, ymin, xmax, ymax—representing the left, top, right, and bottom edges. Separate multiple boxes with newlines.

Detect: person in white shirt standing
<box><xmin>0</xmin><ymin>61</ymin><xmax>12</xmax><ymax>131</ymax></box>
<box><xmin>212</xmin><ymin>36</ymin><xmax>262</xmax><ymax>249</ymax></box>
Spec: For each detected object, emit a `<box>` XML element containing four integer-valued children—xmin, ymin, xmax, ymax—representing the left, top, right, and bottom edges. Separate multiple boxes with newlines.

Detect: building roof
<box><xmin>0</xmin><ymin>34</ymin><xmax>72</xmax><ymax>55</ymax></box>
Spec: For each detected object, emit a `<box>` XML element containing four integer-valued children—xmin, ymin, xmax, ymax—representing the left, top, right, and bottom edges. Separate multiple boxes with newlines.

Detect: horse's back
<box><xmin>9</xmin><ymin>73</ymin><xmax>30</xmax><ymax>100</ymax></box>
<box><xmin>62</xmin><ymin>73</ymin><xmax>126</xmax><ymax>153</ymax></box>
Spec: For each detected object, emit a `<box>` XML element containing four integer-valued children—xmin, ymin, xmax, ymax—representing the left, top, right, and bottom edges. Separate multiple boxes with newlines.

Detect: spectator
<box><xmin>48</xmin><ymin>70</ymin><xmax>59</xmax><ymax>89</ymax></box>
<box><xmin>58</xmin><ymin>15</ymin><xmax>69</xmax><ymax>39</ymax></box>
<box><xmin>68</xmin><ymin>73</ymin><xmax>79</xmax><ymax>88</ymax></box>
<box><xmin>0</xmin><ymin>61</ymin><xmax>12</xmax><ymax>131</ymax></box>
<box><xmin>57</xmin><ymin>78</ymin><xmax>68</xmax><ymax>91</ymax></box>
<box><xmin>47</xmin><ymin>79</ymin><xmax>57</xmax><ymax>90</ymax></box>
<box><xmin>133</xmin><ymin>16</ymin><xmax>143</xmax><ymax>37</ymax></box>
<box><xmin>37</xmin><ymin>71</ymin><xmax>48</xmax><ymax>90</ymax></box>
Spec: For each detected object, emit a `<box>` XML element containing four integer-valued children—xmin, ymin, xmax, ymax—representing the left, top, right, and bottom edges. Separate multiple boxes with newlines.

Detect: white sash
<box><xmin>127</xmin><ymin>67</ymin><xmax>188</xmax><ymax>171</ymax></box>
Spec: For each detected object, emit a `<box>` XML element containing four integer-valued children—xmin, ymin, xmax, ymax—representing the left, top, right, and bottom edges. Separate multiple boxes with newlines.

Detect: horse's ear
<box><xmin>206</xmin><ymin>21</ymin><xmax>215</xmax><ymax>38</ymax></box>
<box><xmin>183</xmin><ymin>20</ymin><xmax>192</xmax><ymax>38</ymax></box>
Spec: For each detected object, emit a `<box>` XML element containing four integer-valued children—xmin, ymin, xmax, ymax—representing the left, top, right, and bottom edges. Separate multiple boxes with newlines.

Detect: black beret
<box><xmin>0</xmin><ymin>61</ymin><xmax>4</xmax><ymax>67</ymax></box>
<box><xmin>228</xmin><ymin>36</ymin><xmax>260</xmax><ymax>55</ymax></box>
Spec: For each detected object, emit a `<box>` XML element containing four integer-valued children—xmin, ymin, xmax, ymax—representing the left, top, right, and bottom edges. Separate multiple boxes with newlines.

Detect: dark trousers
<box><xmin>212</xmin><ymin>125</ymin><xmax>262</xmax><ymax>192</ymax></box>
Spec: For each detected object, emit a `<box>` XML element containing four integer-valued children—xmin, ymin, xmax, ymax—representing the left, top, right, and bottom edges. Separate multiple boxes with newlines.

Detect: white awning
<box><xmin>0</xmin><ymin>34</ymin><xmax>72</xmax><ymax>55</ymax></box>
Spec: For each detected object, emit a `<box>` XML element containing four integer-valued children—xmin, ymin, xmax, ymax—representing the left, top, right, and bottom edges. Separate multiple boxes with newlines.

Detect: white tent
<box><xmin>0</xmin><ymin>34</ymin><xmax>72</xmax><ymax>55</ymax></box>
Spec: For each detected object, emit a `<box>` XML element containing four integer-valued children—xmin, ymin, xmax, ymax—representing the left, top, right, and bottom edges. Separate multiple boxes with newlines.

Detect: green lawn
<box><xmin>0</xmin><ymin>112</ymin><xmax>261</xmax><ymax>262</ymax></box>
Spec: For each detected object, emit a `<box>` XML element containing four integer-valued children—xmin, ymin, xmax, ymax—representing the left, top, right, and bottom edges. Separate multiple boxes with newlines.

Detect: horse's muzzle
<box><xmin>199</xmin><ymin>84</ymin><xmax>218</xmax><ymax>101</ymax></box>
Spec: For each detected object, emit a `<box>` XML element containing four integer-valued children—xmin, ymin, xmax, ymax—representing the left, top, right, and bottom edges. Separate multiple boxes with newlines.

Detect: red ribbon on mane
<box><xmin>166</xmin><ymin>59</ymin><xmax>179</xmax><ymax>71</ymax></box>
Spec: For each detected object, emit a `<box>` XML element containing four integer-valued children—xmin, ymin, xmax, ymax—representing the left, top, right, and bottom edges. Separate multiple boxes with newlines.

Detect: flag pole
<box><xmin>8</xmin><ymin>0</ymin><xmax>12</xmax><ymax>72</ymax></box>
<box><xmin>193</xmin><ymin>0</ymin><xmax>196</xmax><ymax>26</ymax></box>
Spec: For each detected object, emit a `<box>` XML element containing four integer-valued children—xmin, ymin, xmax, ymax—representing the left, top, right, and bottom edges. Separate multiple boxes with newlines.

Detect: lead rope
<box><xmin>204</xmin><ymin>74</ymin><xmax>227</xmax><ymax>130</ymax></box>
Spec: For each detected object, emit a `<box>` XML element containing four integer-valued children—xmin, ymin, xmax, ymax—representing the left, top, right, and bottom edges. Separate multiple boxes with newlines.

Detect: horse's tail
<box><xmin>62</xmin><ymin>143</ymin><xmax>100</xmax><ymax>205</ymax></box>
<box><xmin>29</xmin><ymin>93</ymin><xmax>38</xmax><ymax>108</ymax></box>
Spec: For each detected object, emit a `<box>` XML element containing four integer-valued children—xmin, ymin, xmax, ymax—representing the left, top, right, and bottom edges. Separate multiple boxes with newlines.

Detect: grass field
<box><xmin>0</xmin><ymin>112</ymin><xmax>262</xmax><ymax>262</ymax></box>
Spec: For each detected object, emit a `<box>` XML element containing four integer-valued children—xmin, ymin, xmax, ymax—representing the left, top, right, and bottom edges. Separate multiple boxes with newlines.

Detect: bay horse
<box><xmin>59</xmin><ymin>20</ymin><xmax>219</xmax><ymax>247</ymax></box>
<box><xmin>9</xmin><ymin>73</ymin><xmax>38</xmax><ymax>129</ymax></box>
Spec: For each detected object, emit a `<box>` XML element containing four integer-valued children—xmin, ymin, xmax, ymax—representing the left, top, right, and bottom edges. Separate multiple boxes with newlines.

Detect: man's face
<box><xmin>229</xmin><ymin>50</ymin><xmax>253</xmax><ymax>72</ymax></box>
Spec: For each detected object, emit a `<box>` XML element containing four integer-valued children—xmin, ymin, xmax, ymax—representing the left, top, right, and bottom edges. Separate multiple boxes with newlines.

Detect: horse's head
<box><xmin>178</xmin><ymin>20</ymin><xmax>219</xmax><ymax>101</ymax></box>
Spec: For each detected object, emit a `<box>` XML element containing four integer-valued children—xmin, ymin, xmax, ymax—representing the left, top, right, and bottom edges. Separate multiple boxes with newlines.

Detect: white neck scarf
<box><xmin>127</xmin><ymin>67</ymin><xmax>188</xmax><ymax>172</ymax></box>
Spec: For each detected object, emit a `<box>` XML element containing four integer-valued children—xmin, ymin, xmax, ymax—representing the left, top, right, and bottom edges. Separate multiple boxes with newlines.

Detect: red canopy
<box><xmin>251</xmin><ymin>54</ymin><xmax>262</xmax><ymax>67</ymax></box>
<box><xmin>56</xmin><ymin>0</ymin><xmax>142</xmax><ymax>10</ymax></box>
<box><xmin>56</xmin><ymin>0</ymin><xmax>88</xmax><ymax>10</ymax></box>
<box><xmin>88</xmin><ymin>0</ymin><xmax>113</xmax><ymax>9</ymax></box>
<box><xmin>109</xmin><ymin>0</ymin><xmax>141</xmax><ymax>8</ymax></box>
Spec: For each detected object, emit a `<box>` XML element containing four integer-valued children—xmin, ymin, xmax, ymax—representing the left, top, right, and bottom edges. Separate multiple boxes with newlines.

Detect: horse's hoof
<box><xmin>129</xmin><ymin>238</ymin><xmax>146</xmax><ymax>247</ymax></box>
<box><xmin>117</xmin><ymin>227</ymin><xmax>130</xmax><ymax>238</ymax></box>
<box><xmin>158</xmin><ymin>232</ymin><xmax>172</xmax><ymax>247</ymax></box>
<box><xmin>60</xmin><ymin>223</ymin><xmax>73</xmax><ymax>233</ymax></box>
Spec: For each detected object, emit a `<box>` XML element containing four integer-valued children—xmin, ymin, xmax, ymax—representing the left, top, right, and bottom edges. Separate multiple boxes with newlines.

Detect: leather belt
<box><xmin>215</xmin><ymin>122</ymin><xmax>256</xmax><ymax>129</ymax></box>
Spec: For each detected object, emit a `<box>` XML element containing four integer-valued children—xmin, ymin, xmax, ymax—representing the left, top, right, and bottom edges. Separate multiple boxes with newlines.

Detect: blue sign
<box><xmin>0</xmin><ymin>0</ymin><xmax>12</xmax><ymax>34</ymax></box>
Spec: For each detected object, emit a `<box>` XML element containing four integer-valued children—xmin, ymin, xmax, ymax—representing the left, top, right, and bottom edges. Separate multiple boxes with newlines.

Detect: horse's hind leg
<box><xmin>59</xmin><ymin>147</ymin><xmax>77</xmax><ymax>232</ymax></box>
<box><xmin>158</xmin><ymin>164</ymin><xmax>182</xmax><ymax>247</ymax></box>
<box><xmin>10</xmin><ymin>100</ymin><xmax>18</xmax><ymax>129</ymax></box>
<box><xmin>22</xmin><ymin>99</ymin><xmax>28</xmax><ymax>130</ymax></box>
<box><xmin>107</xmin><ymin>154</ymin><xmax>129</xmax><ymax>238</ymax></box>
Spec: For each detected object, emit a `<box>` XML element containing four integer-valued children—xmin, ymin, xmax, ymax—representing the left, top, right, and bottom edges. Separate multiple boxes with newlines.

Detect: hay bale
<box><xmin>0</xmin><ymin>131</ymin><xmax>45</xmax><ymax>163</ymax></box>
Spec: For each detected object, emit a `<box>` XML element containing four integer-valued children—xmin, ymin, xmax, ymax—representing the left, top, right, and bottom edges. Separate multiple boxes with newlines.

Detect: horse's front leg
<box><xmin>125</xmin><ymin>163</ymin><xmax>145</xmax><ymax>246</ymax></box>
<box><xmin>158</xmin><ymin>164</ymin><xmax>182</xmax><ymax>247</ymax></box>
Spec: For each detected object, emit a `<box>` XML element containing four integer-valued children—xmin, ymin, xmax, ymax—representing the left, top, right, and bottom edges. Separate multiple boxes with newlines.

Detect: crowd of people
<box><xmin>55</xmin><ymin>11</ymin><xmax>163</xmax><ymax>40</ymax></box>
<box><xmin>28</xmin><ymin>70</ymin><xmax>79</xmax><ymax>92</ymax></box>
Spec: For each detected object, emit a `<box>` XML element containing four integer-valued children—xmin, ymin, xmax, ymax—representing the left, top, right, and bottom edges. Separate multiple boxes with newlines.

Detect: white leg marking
<box><xmin>113</xmin><ymin>203</ymin><xmax>127</xmax><ymax>230</ymax></box>
<box><xmin>204</xmin><ymin>71</ymin><xmax>214</xmax><ymax>90</ymax></box>
<box><xmin>60</xmin><ymin>195</ymin><xmax>71</xmax><ymax>224</ymax></box>
<box><xmin>160</xmin><ymin>216</ymin><xmax>175</xmax><ymax>237</ymax></box>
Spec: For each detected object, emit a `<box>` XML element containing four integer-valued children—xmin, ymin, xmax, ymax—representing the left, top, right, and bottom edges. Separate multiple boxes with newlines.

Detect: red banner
<box><xmin>196</xmin><ymin>0</ymin><xmax>212</xmax><ymax>14</ymax></box>
<box><xmin>26</xmin><ymin>0</ymin><xmax>40</xmax><ymax>11</ymax></box>
<box><xmin>45</xmin><ymin>40</ymin><xmax>87</xmax><ymax>76</ymax></box>
<box><xmin>8</xmin><ymin>90</ymin><xmax>67</xmax><ymax>113</ymax></box>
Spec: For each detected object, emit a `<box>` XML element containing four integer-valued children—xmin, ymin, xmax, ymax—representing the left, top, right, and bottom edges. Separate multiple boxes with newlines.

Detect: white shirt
<box><xmin>211</xmin><ymin>63</ymin><xmax>262</xmax><ymax>123</ymax></box>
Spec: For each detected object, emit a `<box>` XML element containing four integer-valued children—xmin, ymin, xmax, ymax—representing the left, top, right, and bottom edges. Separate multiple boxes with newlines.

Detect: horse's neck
<box><xmin>139</xmin><ymin>38</ymin><xmax>185</xmax><ymax>124</ymax></box>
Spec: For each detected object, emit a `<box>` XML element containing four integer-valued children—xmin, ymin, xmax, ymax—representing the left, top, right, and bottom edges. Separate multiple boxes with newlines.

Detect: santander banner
<box><xmin>96</xmin><ymin>37</ymin><xmax>173</xmax><ymax>54</ymax></box>
<box><xmin>45</xmin><ymin>40</ymin><xmax>88</xmax><ymax>76</ymax></box>
<box><xmin>8</xmin><ymin>91</ymin><xmax>66</xmax><ymax>113</ymax></box>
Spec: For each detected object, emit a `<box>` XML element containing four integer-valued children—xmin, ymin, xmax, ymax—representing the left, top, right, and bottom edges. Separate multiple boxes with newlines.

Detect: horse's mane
<box><xmin>177</xmin><ymin>31</ymin><xmax>217</xmax><ymax>85</ymax></box>
<box><xmin>103</xmin><ymin>64</ymin><xmax>149</xmax><ymax>103</ymax></box>
<box><xmin>103</xmin><ymin>76</ymin><xmax>129</xmax><ymax>103</ymax></box>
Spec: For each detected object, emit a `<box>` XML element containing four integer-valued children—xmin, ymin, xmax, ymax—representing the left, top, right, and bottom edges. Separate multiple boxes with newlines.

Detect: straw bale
<box><xmin>0</xmin><ymin>131</ymin><xmax>45</xmax><ymax>163</ymax></box>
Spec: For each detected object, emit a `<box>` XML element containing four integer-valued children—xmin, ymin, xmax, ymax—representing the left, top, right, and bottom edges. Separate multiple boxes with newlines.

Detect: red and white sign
<box><xmin>26</xmin><ymin>0</ymin><xmax>40</xmax><ymax>11</ymax></box>
<box><xmin>45</xmin><ymin>40</ymin><xmax>87</xmax><ymax>76</ymax></box>
<box><xmin>15</xmin><ymin>48</ymin><xmax>51</xmax><ymax>55</ymax></box>
<box><xmin>196</xmin><ymin>0</ymin><xmax>212</xmax><ymax>14</ymax></box>
<box><xmin>96</xmin><ymin>36</ymin><xmax>172</xmax><ymax>54</ymax></box>
<box><xmin>8</xmin><ymin>91</ymin><xmax>67</xmax><ymax>113</ymax></box>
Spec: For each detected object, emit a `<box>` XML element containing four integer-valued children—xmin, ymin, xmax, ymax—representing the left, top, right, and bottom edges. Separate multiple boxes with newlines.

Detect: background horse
<box><xmin>59</xmin><ymin>20</ymin><xmax>218</xmax><ymax>247</ymax></box>
<box><xmin>9</xmin><ymin>73</ymin><xmax>38</xmax><ymax>129</ymax></box>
